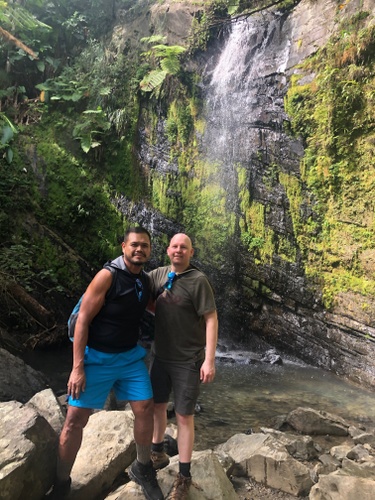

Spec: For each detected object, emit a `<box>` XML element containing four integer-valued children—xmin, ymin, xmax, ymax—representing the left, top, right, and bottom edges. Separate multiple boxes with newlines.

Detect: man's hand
<box><xmin>67</xmin><ymin>367</ymin><xmax>86</xmax><ymax>400</ymax></box>
<box><xmin>200</xmin><ymin>360</ymin><xmax>215</xmax><ymax>384</ymax></box>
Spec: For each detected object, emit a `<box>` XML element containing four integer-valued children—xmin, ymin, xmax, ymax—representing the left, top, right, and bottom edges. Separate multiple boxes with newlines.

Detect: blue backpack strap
<box><xmin>67</xmin><ymin>295</ymin><xmax>84</xmax><ymax>341</ymax></box>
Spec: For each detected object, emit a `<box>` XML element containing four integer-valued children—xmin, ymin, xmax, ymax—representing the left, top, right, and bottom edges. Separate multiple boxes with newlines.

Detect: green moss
<box><xmin>285</xmin><ymin>14</ymin><xmax>375</xmax><ymax>307</ymax></box>
<box><xmin>279</xmin><ymin>171</ymin><xmax>303</xmax><ymax>238</ymax></box>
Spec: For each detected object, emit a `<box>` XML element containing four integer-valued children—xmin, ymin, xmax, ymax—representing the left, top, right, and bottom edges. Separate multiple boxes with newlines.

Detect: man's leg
<box><xmin>130</xmin><ymin>398</ymin><xmax>154</xmax><ymax>461</ymax></box>
<box><xmin>167</xmin><ymin>412</ymin><xmax>194</xmax><ymax>499</ymax></box>
<box><xmin>57</xmin><ymin>406</ymin><xmax>92</xmax><ymax>483</ymax></box>
<box><xmin>150</xmin><ymin>402</ymin><xmax>170</xmax><ymax>471</ymax></box>
<box><xmin>47</xmin><ymin>406</ymin><xmax>92</xmax><ymax>498</ymax></box>
<box><xmin>128</xmin><ymin>399</ymin><xmax>164</xmax><ymax>500</ymax></box>
<box><xmin>153</xmin><ymin>402</ymin><xmax>168</xmax><ymax>444</ymax></box>
<box><xmin>175</xmin><ymin>412</ymin><xmax>194</xmax><ymax>464</ymax></box>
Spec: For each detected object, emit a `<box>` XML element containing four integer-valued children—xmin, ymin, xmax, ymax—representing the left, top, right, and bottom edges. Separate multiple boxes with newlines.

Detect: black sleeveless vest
<box><xmin>87</xmin><ymin>257</ymin><xmax>150</xmax><ymax>353</ymax></box>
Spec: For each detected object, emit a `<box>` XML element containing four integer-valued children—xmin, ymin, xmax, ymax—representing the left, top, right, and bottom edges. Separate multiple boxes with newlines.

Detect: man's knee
<box><xmin>131</xmin><ymin>398</ymin><xmax>154</xmax><ymax>418</ymax></box>
<box><xmin>61</xmin><ymin>407</ymin><xmax>92</xmax><ymax>435</ymax></box>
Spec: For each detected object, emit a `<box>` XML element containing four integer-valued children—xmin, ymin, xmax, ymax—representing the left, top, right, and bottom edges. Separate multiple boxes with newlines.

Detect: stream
<box><xmin>22</xmin><ymin>343</ymin><xmax>375</xmax><ymax>451</ymax></box>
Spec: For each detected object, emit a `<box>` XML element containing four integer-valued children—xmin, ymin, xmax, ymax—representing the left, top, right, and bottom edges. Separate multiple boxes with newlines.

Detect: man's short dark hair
<box><xmin>124</xmin><ymin>226</ymin><xmax>151</xmax><ymax>244</ymax></box>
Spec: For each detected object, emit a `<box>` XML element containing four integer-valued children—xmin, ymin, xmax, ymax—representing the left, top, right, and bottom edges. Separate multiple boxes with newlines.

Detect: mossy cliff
<box><xmin>1</xmin><ymin>0</ymin><xmax>375</xmax><ymax>388</ymax></box>
<box><xmin>127</xmin><ymin>0</ymin><xmax>375</xmax><ymax>387</ymax></box>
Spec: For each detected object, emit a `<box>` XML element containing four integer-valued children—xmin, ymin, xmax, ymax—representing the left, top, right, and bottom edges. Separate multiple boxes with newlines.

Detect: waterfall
<box><xmin>202</xmin><ymin>12</ymin><xmax>293</xmax><ymax>212</ymax></box>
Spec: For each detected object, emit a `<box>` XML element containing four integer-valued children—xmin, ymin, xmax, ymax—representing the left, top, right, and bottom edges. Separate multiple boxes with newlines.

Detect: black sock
<box><xmin>179</xmin><ymin>461</ymin><xmax>191</xmax><ymax>477</ymax></box>
<box><xmin>152</xmin><ymin>441</ymin><xmax>164</xmax><ymax>453</ymax></box>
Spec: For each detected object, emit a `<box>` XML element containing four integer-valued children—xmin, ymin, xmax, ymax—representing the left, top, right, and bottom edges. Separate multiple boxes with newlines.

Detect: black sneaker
<box><xmin>128</xmin><ymin>460</ymin><xmax>164</xmax><ymax>500</ymax></box>
<box><xmin>45</xmin><ymin>477</ymin><xmax>71</xmax><ymax>499</ymax></box>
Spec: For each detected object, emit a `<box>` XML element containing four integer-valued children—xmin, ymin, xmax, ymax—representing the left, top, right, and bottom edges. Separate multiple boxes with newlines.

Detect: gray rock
<box><xmin>346</xmin><ymin>444</ymin><xmax>371</xmax><ymax>462</ymax></box>
<box><xmin>314</xmin><ymin>452</ymin><xmax>341</xmax><ymax>476</ymax></box>
<box><xmin>287</xmin><ymin>407</ymin><xmax>349</xmax><ymax>436</ymax></box>
<box><xmin>69</xmin><ymin>409</ymin><xmax>136</xmax><ymax>499</ymax></box>
<box><xmin>0</xmin><ymin>400</ymin><xmax>57</xmax><ymax>500</ymax></box>
<box><xmin>27</xmin><ymin>388</ymin><xmax>65</xmax><ymax>434</ymax></box>
<box><xmin>215</xmin><ymin>432</ymin><xmax>313</xmax><ymax>496</ymax></box>
<box><xmin>341</xmin><ymin>457</ymin><xmax>375</xmax><ymax>479</ymax></box>
<box><xmin>309</xmin><ymin>473</ymin><xmax>375</xmax><ymax>500</ymax></box>
<box><xmin>0</xmin><ymin>348</ymin><xmax>47</xmax><ymax>403</ymax></box>
<box><xmin>260</xmin><ymin>427</ymin><xmax>320</xmax><ymax>460</ymax></box>
<box><xmin>330</xmin><ymin>444</ymin><xmax>353</xmax><ymax>461</ymax></box>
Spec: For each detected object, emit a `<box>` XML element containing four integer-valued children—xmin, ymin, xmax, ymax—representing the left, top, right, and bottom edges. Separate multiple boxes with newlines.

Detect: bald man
<box><xmin>147</xmin><ymin>233</ymin><xmax>218</xmax><ymax>500</ymax></box>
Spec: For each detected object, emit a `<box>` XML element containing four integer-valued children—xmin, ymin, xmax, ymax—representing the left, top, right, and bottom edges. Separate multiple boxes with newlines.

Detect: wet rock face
<box><xmin>119</xmin><ymin>0</ymin><xmax>375</xmax><ymax>388</ymax></box>
<box><xmin>202</xmin><ymin>3</ymin><xmax>375</xmax><ymax>388</ymax></box>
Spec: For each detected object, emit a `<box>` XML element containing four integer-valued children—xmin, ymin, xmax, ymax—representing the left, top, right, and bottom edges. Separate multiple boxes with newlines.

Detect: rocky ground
<box><xmin>232</xmin><ymin>476</ymin><xmax>306</xmax><ymax>499</ymax></box>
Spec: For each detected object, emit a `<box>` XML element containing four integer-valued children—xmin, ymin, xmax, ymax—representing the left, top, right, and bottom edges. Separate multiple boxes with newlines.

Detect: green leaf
<box><xmin>37</xmin><ymin>61</ymin><xmax>45</xmax><ymax>72</ymax></box>
<box><xmin>228</xmin><ymin>6</ymin><xmax>238</xmax><ymax>15</ymax></box>
<box><xmin>153</xmin><ymin>45</ymin><xmax>186</xmax><ymax>56</ymax></box>
<box><xmin>71</xmin><ymin>92</ymin><xmax>83</xmax><ymax>102</ymax></box>
<box><xmin>140</xmin><ymin>35</ymin><xmax>166</xmax><ymax>45</ymax></box>
<box><xmin>83</xmin><ymin>109</ymin><xmax>104</xmax><ymax>115</ymax></box>
<box><xmin>160</xmin><ymin>56</ymin><xmax>180</xmax><ymax>75</ymax></box>
<box><xmin>140</xmin><ymin>70</ymin><xmax>167</xmax><ymax>92</ymax></box>
<box><xmin>80</xmin><ymin>136</ymin><xmax>91</xmax><ymax>153</ymax></box>
<box><xmin>6</xmin><ymin>147</ymin><xmax>13</xmax><ymax>164</ymax></box>
<box><xmin>1</xmin><ymin>125</ymin><xmax>14</xmax><ymax>145</ymax></box>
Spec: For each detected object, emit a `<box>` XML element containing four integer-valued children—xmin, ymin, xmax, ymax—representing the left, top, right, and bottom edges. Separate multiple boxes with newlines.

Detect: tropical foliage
<box><xmin>285</xmin><ymin>11</ymin><xmax>375</xmax><ymax>306</ymax></box>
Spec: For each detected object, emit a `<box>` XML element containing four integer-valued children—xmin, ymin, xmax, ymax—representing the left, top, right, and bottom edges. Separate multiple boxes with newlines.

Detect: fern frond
<box><xmin>140</xmin><ymin>70</ymin><xmax>167</xmax><ymax>92</ymax></box>
<box><xmin>140</xmin><ymin>35</ymin><xmax>166</xmax><ymax>45</ymax></box>
<box><xmin>160</xmin><ymin>56</ymin><xmax>180</xmax><ymax>75</ymax></box>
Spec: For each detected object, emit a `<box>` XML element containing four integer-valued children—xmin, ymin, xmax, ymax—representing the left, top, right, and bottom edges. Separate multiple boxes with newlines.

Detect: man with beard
<box><xmin>50</xmin><ymin>227</ymin><xmax>163</xmax><ymax>500</ymax></box>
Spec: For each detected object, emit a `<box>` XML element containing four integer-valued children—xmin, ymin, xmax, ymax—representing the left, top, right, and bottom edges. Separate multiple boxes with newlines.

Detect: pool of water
<box><xmin>193</xmin><ymin>353</ymin><xmax>375</xmax><ymax>450</ymax></box>
<box><xmin>22</xmin><ymin>344</ymin><xmax>375</xmax><ymax>450</ymax></box>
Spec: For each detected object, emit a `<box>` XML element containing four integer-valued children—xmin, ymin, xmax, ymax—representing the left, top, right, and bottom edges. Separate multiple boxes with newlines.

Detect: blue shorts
<box><xmin>69</xmin><ymin>344</ymin><xmax>153</xmax><ymax>409</ymax></box>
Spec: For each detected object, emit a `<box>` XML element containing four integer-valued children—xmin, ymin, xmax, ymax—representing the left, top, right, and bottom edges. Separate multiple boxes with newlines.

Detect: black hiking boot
<box><xmin>128</xmin><ymin>460</ymin><xmax>164</xmax><ymax>500</ymax></box>
<box><xmin>45</xmin><ymin>477</ymin><xmax>71</xmax><ymax>499</ymax></box>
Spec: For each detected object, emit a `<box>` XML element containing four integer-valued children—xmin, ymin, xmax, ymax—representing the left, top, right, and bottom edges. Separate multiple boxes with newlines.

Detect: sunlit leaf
<box><xmin>6</xmin><ymin>147</ymin><xmax>13</xmax><ymax>164</ymax></box>
<box><xmin>140</xmin><ymin>70</ymin><xmax>167</xmax><ymax>92</ymax></box>
<box><xmin>1</xmin><ymin>125</ymin><xmax>14</xmax><ymax>145</ymax></box>
<box><xmin>160</xmin><ymin>56</ymin><xmax>180</xmax><ymax>75</ymax></box>
<box><xmin>80</xmin><ymin>136</ymin><xmax>91</xmax><ymax>153</ymax></box>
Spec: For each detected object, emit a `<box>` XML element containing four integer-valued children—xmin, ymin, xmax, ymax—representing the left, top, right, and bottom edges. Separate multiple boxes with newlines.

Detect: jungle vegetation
<box><xmin>1</xmin><ymin>0</ymin><xmax>374</xmax><ymax>348</ymax></box>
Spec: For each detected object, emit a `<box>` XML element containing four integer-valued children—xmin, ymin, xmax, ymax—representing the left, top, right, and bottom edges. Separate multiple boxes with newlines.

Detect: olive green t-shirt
<box><xmin>148</xmin><ymin>266</ymin><xmax>216</xmax><ymax>363</ymax></box>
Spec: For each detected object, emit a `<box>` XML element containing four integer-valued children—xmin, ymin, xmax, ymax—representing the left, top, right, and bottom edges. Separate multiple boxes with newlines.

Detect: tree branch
<box><xmin>0</xmin><ymin>25</ymin><xmax>38</xmax><ymax>59</ymax></box>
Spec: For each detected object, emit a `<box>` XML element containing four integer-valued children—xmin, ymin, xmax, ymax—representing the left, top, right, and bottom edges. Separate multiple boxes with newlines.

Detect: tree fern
<box><xmin>139</xmin><ymin>40</ymin><xmax>186</xmax><ymax>95</ymax></box>
<box><xmin>140</xmin><ymin>69</ymin><xmax>168</xmax><ymax>92</ymax></box>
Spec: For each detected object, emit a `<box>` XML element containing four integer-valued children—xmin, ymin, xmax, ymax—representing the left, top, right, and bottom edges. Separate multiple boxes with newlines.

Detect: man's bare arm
<box><xmin>200</xmin><ymin>310</ymin><xmax>218</xmax><ymax>384</ymax></box>
<box><xmin>68</xmin><ymin>269</ymin><xmax>113</xmax><ymax>399</ymax></box>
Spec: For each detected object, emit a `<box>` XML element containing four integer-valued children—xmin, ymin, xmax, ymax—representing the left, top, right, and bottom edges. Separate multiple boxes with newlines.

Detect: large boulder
<box><xmin>0</xmin><ymin>400</ymin><xmax>57</xmax><ymax>500</ymax></box>
<box><xmin>309</xmin><ymin>473</ymin><xmax>375</xmax><ymax>500</ymax></box>
<box><xmin>69</xmin><ymin>409</ymin><xmax>136</xmax><ymax>499</ymax></box>
<box><xmin>215</xmin><ymin>432</ymin><xmax>313</xmax><ymax>496</ymax></box>
<box><xmin>286</xmin><ymin>407</ymin><xmax>350</xmax><ymax>436</ymax></box>
<box><xmin>108</xmin><ymin>449</ymin><xmax>238</xmax><ymax>499</ymax></box>
<box><xmin>0</xmin><ymin>348</ymin><xmax>47</xmax><ymax>403</ymax></box>
<box><xmin>27</xmin><ymin>388</ymin><xmax>65</xmax><ymax>434</ymax></box>
<box><xmin>260</xmin><ymin>427</ymin><xmax>320</xmax><ymax>460</ymax></box>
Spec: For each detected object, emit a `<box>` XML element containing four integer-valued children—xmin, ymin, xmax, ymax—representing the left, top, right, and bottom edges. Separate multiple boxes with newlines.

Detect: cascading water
<box><xmin>199</xmin><ymin>10</ymin><xmax>305</xmax><ymax>340</ymax></box>
<box><xmin>202</xmin><ymin>10</ymin><xmax>295</xmax><ymax>215</ymax></box>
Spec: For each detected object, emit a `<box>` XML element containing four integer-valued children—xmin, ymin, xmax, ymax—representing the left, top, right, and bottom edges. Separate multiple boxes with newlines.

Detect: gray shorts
<box><xmin>149</xmin><ymin>356</ymin><xmax>203</xmax><ymax>415</ymax></box>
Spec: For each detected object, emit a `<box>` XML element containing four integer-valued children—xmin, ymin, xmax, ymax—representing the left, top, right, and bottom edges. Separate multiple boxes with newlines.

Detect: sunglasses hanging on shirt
<box><xmin>164</xmin><ymin>271</ymin><xmax>176</xmax><ymax>291</ymax></box>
